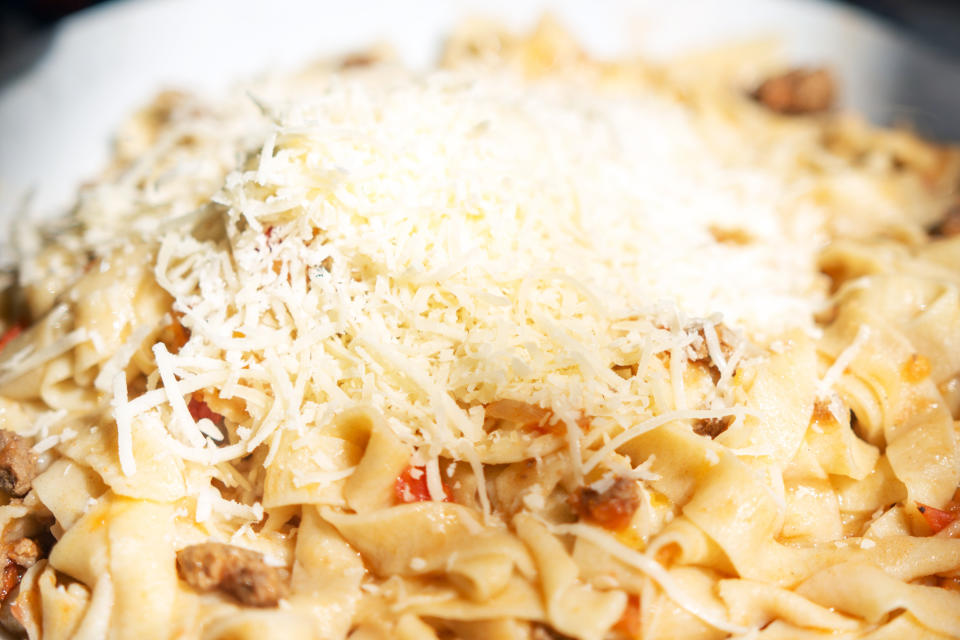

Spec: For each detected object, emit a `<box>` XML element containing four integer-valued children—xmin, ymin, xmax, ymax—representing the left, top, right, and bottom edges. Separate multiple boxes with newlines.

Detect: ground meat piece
<box><xmin>176</xmin><ymin>543</ymin><xmax>289</xmax><ymax>607</ymax></box>
<box><xmin>0</xmin><ymin>431</ymin><xmax>37</xmax><ymax>498</ymax></box>
<box><xmin>752</xmin><ymin>68</ymin><xmax>835</xmax><ymax>115</ymax></box>
<box><xmin>930</xmin><ymin>202</ymin><xmax>960</xmax><ymax>237</ymax></box>
<box><xmin>693</xmin><ymin>415</ymin><xmax>733</xmax><ymax>439</ymax></box>
<box><xmin>569</xmin><ymin>477</ymin><xmax>640</xmax><ymax>531</ymax></box>
<box><xmin>4</xmin><ymin>540</ymin><xmax>38</xmax><ymax>570</ymax></box>
<box><xmin>340</xmin><ymin>53</ymin><xmax>378</xmax><ymax>68</ymax></box>
<box><xmin>0</xmin><ymin>538</ymin><xmax>42</xmax><ymax>605</ymax></box>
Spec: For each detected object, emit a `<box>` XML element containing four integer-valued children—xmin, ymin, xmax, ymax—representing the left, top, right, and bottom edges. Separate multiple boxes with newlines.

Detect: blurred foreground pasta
<box><xmin>0</xmin><ymin>18</ymin><xmax>959</xmax><ymax>640</ymax></box>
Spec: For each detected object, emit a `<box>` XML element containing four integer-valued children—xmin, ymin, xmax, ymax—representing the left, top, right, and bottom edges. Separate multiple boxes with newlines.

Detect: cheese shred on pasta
<box><xmin>1</xmin><ymin>18</ymin><xmax>960</xmax><ymax>640</ymax></box>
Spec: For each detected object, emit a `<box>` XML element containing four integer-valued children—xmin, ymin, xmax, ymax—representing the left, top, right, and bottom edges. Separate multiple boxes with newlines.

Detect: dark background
<box><xmin>2</xmin><ymin>0</ymin><xmax>960</xmax><ymax>87</ymax></box>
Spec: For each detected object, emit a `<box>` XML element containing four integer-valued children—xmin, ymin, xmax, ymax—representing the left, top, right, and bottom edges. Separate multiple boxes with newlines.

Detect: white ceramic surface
<box><xmin>1</xmin><ymin>0</ymin><xmax>959</xmax><ymax>230</ymax></box>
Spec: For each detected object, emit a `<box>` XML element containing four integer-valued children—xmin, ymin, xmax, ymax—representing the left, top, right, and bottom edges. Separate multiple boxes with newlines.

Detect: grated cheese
<box><xmin>0</xmin><ymin>327</ymin><xmax>89</xmax><ymax>386</ymax></box>
<box><xmin>99</xmin><ymin>64</ymin><xmax>833</xmax><ymax>486</ymax></box>
<box><xmin>194</xmin><ymin>484</ymin><xmax>263</xmax><ymax>524</ymax></box>
<box><xmin>111</xmin><ymin>372</ymin><xmax>136</xmax><ymax>476</ymax></box>
<box><xmin>818</xmin><ymin>324</ymin><xmax>871</xmax><ymax>397</ymax></box>
<box><xmin>425</xmin><ymin>456</ymin><xmax>446</xmax><ymax>503</ymax></box>
<box><xmin>94</xmin><ymin>318</ymin><xmax>164</xmax><ymax>392</ymax></box>
<box><xmin>152</xmin><ymin>343</ymin><xmax>207</xmax><ymax>447</ymax></box>
<box><xmin>32</xmin><ymin>434</ymin><xmax>62</xmax><ymax>454</ymax></box>
<box><xmin>25</xmin><ymin>408</ymin><xmax>67</xmax><ymax>439</ymax></box>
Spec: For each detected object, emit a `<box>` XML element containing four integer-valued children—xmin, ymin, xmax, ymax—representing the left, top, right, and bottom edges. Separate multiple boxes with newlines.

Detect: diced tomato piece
<box><xmin>395</xmin><ymin>467</ymin><xmax>432</xmax><ymax>503</ymax></box>
<box><xmin>614</xmin><ymin>594</ymin><xmax>641</xmax><ymax>638</ymax></box>
<box><xmin>917</xmin><ymin>502</ymin><xmax>957</xmax><ymax>534</ymax></box>
<box><xmin>0</xmin><ymin>326</ymin><xmax>23</xmax><ymax>356</ymax></box>
<box><xmin>167</xmin><ymin>316</ymin><xmax>190</xmax><ymax>352</ymax></box>
<box><xmin>188</xmin><ymin>396</ymin><xmax>224</xmax><ymax>426</ymax></box>
<box><xmin>394</xmin><ymin>466</ymin><xmax>453</xmax><ymax>504</ymax></box>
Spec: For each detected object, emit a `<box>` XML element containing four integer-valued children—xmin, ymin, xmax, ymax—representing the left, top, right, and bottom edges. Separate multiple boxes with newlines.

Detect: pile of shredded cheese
<box><xmin>105</xmin><ymin>65</ymin><xmax>826</xmax><ymax>479</ymax></box>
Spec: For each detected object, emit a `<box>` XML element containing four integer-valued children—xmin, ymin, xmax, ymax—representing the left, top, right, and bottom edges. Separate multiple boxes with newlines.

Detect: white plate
<box><xmin>1</xmin><ymin>0</ymin><xmax>959</xmax><ymax>227</ymax></box>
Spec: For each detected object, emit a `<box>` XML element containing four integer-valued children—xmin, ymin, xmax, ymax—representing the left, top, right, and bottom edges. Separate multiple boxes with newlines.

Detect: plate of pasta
<box><xmin>0</xmin><ymin>0</ymin><xmax>959</xmax><ymax>639</ymax></box>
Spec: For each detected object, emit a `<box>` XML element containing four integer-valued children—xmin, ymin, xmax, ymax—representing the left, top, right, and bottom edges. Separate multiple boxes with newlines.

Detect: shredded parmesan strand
<box><xmin>152</xmin><ymin>343</ymin><xmax>207</xmax><ymax>447</ymax></box>
<box><xmin>425</xmin><ymin>456</ymin><xmax>446</xmax><ymax>502</ymax></box>
<box><xmin>583</xmin><ymin>407</ymin><xmax>748</xmax><ymax>473</ymax></box>
<box><xmin>0</xmin><ymin>328</ymin><xmax>89</xmax><ymax>385</ymax></box>
<box><xmin>111</xmin><ymin>372</ymin><xmax>137</xmax><ymax>476</ymax></box>
<box><xmin>94</xmin><ymin>319</ymin><xmax>163</xmax><ymax>392</ymax></box>
<box><xmin>818</xmin><ymin>324</ymin><xmax>871</xmax><ymax>397</ymax></box>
